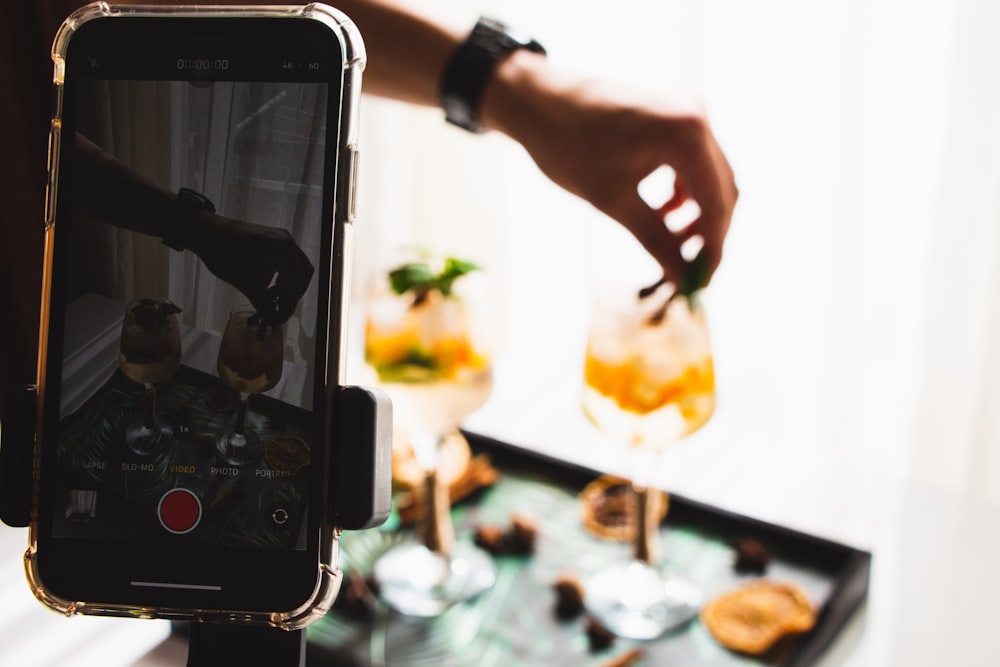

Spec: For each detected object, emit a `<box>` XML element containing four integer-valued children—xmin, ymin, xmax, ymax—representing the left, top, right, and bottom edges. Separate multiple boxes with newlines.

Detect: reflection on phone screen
<box><xmin>54</xmin><ymin>79</ymin><xmax>329</xmax><ymax>550</ymax></box>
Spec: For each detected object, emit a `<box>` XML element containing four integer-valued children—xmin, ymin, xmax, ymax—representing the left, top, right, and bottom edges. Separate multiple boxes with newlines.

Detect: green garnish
<box><xmin>131</xmin><ymin>298</ymin><xmax>182</xmax><ymax>328</ymax></box>
<box><xmin>388</xmin><ymin>257</ymin><xmax>480</xmax><ymax>301</ymax></box>
<box><xmin>370</xmin><ymin>349</ymin><xmax>441</xmax><ymax>383</ymax></box>
<box><xmin>640</xmin><ymin>253</ymin><xmax>709</xmax><ymax>323</ymax></box>
<box><xmin>676</xmin><ymin>253</ymin><xmax>710</xmax><ymax>302</ymax></box>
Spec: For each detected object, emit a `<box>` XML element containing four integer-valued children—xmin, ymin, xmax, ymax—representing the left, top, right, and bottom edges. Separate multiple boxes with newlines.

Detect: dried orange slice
<box><xmin>580</xmin><ymin>475</ymin><xmax>669</xmax><ymax>541</ymax></box>
<box><xmin>700</xmin><ymin>580</ymin><xmax>816</xmax><ymax>654</ymax></box>
<box><xmin>391</xmin><ymin>429</ymin><xmax>471</xmax><ymax>491</ymax></box>
<box><xmin>264</xmin><ymin>436</ymin><xmax>311</xmax><ymax>475</ymax></box>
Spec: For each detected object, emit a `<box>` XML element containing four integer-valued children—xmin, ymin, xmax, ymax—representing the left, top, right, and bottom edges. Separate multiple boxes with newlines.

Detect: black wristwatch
<box><xmin>440</xmin><ymin>17</ymin><xmax>546</xmax><ymax>133</ymax></box>
<box><xmin>162</xmin><ymin>187</ymin><xmax>216</xmax><ymax>251</ymax></box>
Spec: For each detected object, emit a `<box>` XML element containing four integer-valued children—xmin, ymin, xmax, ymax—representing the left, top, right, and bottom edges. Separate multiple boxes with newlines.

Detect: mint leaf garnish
<box><xmin>388</xmin><ymin>257</ymin><xmax>480</xmax><ymax>301</ymax></box>
<box><xmin>676</xmin><ymin>253</ymin><xmax>709</xmax><ymax>302</ymax></box>
<box><xmin>131</xmin><ymin>299</ymin><xmax>181</xmax><ymax>328</ymax></box>
<box><xmin>436</xmin><ymin>258</ymin><xmax>479</xmax><ymax>295</ymax></box>
<box><xmin>389</xmin><ymin>263</ymin><xmax>436</xmax><ymax>295</ymax></box>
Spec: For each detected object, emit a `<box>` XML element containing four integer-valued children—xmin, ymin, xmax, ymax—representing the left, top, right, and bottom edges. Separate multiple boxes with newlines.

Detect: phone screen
<box><xmin>35</xmin><ymin>14</ymin><xmax>352</xmax><ymax>609</ymax></box>
<box><xmin>55</xmin><ymin>75</ymin><xmax>327</xmax><ymax>551</ymax></box>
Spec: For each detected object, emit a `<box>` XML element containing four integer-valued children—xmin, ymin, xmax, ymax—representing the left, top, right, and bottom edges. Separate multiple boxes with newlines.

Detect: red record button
<box><xmin>158</xmin><ymin>488</ymin><xmax>202</xmax><ymax>534</ymax></box>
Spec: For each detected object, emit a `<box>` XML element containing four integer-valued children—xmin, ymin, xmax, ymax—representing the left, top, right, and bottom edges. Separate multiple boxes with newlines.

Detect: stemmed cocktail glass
<box><xmin>215</xmin><ymin>305</ymin><xmax>283</xmax><ymax>466</ymax></box>
<box><xmin>119</xmin><ymin>298</ymin><xmax>182</xmax><ymax>456</ymax></box>
<box><xmin>582</xmin><ymin>285</ymin><xmax>715</xmax><ymax>639</ymax></box>
<box><xmin>365</xmin><ymin>252</ymin><xmax>496</xmax><ymax>616</ymax></box>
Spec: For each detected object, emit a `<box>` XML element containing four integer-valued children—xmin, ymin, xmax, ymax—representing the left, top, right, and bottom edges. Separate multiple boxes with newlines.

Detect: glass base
<box><xmin>372</xmin><ymin>542</ymin><xmax>497</xmax><ymax>617</ymax></box>
<box><xmin>585</xmin><ymin>561</ymin><xmax>702</xmax><ymax>639</ymax></box>
<box><xmin>215</xmin><ymin>428</ymin><xmax>262</xmax><ymax>467</ymax></box>
<box><xmin>124</xmin><ymin>420</ymin><xmax>173</xmax><ymax>456</ymax></box>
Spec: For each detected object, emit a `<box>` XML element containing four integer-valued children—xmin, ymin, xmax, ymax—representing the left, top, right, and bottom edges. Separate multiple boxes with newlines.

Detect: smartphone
<box><xmin>28</xmin><ymin>3</ymin><xmax>366</xmax><ymax>628</ymax></box>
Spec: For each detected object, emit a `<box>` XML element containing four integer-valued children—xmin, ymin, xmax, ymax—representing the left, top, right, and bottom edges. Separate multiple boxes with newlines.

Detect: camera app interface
<box><xmin>53</xmin><ymin>73</ymin><xmax>331</xmax><ymax>550</ymax></box>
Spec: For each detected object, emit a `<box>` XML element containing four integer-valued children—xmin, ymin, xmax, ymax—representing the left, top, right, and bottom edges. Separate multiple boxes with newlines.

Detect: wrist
<box><xmin>478</xmin><ymin>49</ymin><xmax>551</xmax><ymax>136</ymax></box>
<box><xmin>440</xmin><ymin>18</ymin><xmax>546</xmax><ymax>133</ymax></box>
<box><xmin>162</xmin><ymin>187</ymin><xmax>215</xmax><ymax>252</ymax></box>
<box><xmin>480</xmin><ymin>49</ymin><xmax>584</xmax><ymax>160</ymax></box>
<box><xmin>179</xmin><ymin>209</ymin><xmax>219</xmax><ymax>259</ymax></box>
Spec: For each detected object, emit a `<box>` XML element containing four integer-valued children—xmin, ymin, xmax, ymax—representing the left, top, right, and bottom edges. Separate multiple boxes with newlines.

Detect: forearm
<box><xmin>123</xmin><ymin>0</ymin><xmax>544</xmax><ymax>135</ymax></box>
<box><xmin>334</xmin><ymin>0</ymin><xmax>464</xmax><ymax>107</ymax></box>
<box><xmin>338</xmin><ymin>1</ymin><xmax>563</xmax><ymax>145</ymax></box>
<box><xmin>293</xmin><ymin>2</ymin><xmax>736</xmax><ymax>286</ymax></box>
<box><xmin>336</xmin><ymin>0</ymin><xmax>568</xmax><ymax>161</ymax></box>
<box><xmin>120</xmin><ymin>0</ymin><xmax>462</xmax><ymax>108</ymax></box>
<box><xmin>73</xmin><ymin>133</ymin><xmax>175</xmax><ymax>237</ymax></box>
<box><xmin>478</xmin><ymin>49</ymin><xmax>579</xmax><ymax>183</ymax></box>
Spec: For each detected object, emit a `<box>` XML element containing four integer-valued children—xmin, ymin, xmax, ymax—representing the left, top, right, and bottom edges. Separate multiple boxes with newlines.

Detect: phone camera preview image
<box><xmin>54</xmin><ymin>78</ymin><xmax>331</xmax><ymax>551</ymax></box>
<box><xmin>66</xmin><ymin>489</ymin><xmax>98</xmax><ymax>523</ymax></box>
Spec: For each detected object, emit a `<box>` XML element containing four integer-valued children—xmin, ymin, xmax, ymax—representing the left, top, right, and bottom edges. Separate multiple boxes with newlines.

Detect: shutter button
<box><xmin>158</xmin><ymin>488</ymin><xmax>202</xmax><ymax>534</ymax></box>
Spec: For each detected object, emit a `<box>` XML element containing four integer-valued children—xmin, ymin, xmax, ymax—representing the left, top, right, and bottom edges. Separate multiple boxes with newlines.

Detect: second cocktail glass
<box><xmin>215</xmin><ymin>306</ymin><xmax>283</xmax><ymax>466</ymax></box>
<box><xmin>582</xmin><ymin>285</ymin><xmax>716</xmax><ymax>639</ymax></box>
<box><xmin>365</xmin><ymin>253</ymin><xmax>496</xmax><ymax>616</ymax></box>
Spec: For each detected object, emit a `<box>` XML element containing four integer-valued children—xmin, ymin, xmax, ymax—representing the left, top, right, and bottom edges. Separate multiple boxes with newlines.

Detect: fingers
<box><xmin>655</xmin><ymin>179</ymin><xmax>689</xmax><ymax>218</ymax></box>
<box><xmin>235</xmin><ymin>255</ymin><xmax>309</xmax><ymax>326</ymax></box>
<box><xmin>613</xmin><ymin>192</ymin><xmax>688</xmax><ymax>287</ymax></box>
<box><xmin>618</xmin><ymin>167</ymin><xmax>732</xmax><ymax>293</ymax></box>
<box><xmin>195</xmin><ymin>215</ymin><xmax>318</xmax><ymax>325</ymax></box>
<box><xmin>263</xmin><ymin>245</ymin><xmax>315</xmax><ymax>325</ymax></box>
<box><xmin>690</xmin><ymin>134</ymin><xmax>738</xmax><ymax>274</ymax></box>
<box><xmin>663</xmin><ymin>181</ymin><xmax>725</xmax><ymax>277</ymax></box>
<box><xmin>636</xmin><ymin>108</ymin><xmax>736</xmax><ymax>283</ymax></box>
<box><xmin>665</xmin><ymin>140</ymin><xmax>737</xmax><ymax>281</ymax></box>
<box><xmin>635</xmin><ymin>119</ymin><xmax>736</xmax><ymax>286</ymax></box>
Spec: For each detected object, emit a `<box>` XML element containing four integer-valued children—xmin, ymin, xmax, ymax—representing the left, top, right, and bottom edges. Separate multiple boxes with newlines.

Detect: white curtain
<box><xmin>909</xmin><ymin>0</ymin><xmax>1000</xmax><ymax>503</ymax></box>
<box><xmin>76</xmin><ymin>79</ymin><xmax>174</xmax><ymax>303</ymax></box>
<box><xmin>167</xmin><ymin>80</ymin><xmax>327</xmax><ymax>372</ymax></box>
<box><xmin>351</xmin><ymin>0</ymin><xmax>1000</xmax><ymax>505</ymax></box>
<box><xmin>72</xmin><ymin>79</ymin><xmax>329</xmax><ymax>410</ymax></box>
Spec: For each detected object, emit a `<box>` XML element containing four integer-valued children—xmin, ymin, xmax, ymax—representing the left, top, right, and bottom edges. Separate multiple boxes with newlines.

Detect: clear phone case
<box><xmin>27</xmin><ymin>1</ymin><xmax>365</xmax><ymax>630</ymax></box>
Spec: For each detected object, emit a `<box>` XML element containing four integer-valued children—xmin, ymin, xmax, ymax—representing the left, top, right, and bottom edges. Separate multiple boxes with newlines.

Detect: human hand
<box><xmin>189</xmin><ymin>213</ymin><xmax>315</xmax><ymax>325</ymax></box>
<box><xmin>482</xmin><ymin>53</ymin><xmax>738</xmax><ymax>290</ymax></box>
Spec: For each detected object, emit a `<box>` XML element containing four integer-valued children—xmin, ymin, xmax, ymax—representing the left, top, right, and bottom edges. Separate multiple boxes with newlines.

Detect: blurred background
<box><xmin>351</xmin><ymin>0</ymin><xmax>1000</xmax><ymax>506</ymax></box>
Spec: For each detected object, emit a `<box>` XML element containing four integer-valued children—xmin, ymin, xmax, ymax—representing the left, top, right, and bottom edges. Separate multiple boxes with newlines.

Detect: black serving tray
<box><xmin>308</xmin><ymin>432</ymin><xmax>870</xmax><ymax>667</ymax></box>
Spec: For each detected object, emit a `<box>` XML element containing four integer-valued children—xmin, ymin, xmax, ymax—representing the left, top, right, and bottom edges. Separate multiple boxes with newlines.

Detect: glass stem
<box><xmin>630</xmin><ymin>443</ymin><xmax>661</xmax><ymax>565</ymax></box>
<box><xmin>420</xmin><ymin>468</ymin><xmax>454</xmax><ymax>557</ymax></box>
<box><xmin>234</xmin><ymin>393</ymin><xmax>249</xmax><ymax>436</ymax></box>
<box><xmin>142</xmin><ymin>383</ymin><xmax>157</xmax><ymax>429</ymax></box>
<box><xmin>634</xmin><ymin>486</ymin><xmax>662</xmax><ymax>565</ymax></box>
<box><xmin>409</xmin><ymin>429</ymin><xmax>454</xmax><ymax>556</ymax></box>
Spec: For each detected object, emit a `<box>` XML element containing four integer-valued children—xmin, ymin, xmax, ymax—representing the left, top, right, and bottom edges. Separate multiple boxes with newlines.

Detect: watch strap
<box><xmin>440</xmin><ymin>17</ymin><xmax>546</xmax><ymax>133</ymax></box>
<box><xmin>162</xmin><ymin>187</ymin><xmax>216</xmax><ymax>251</ymax></box>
